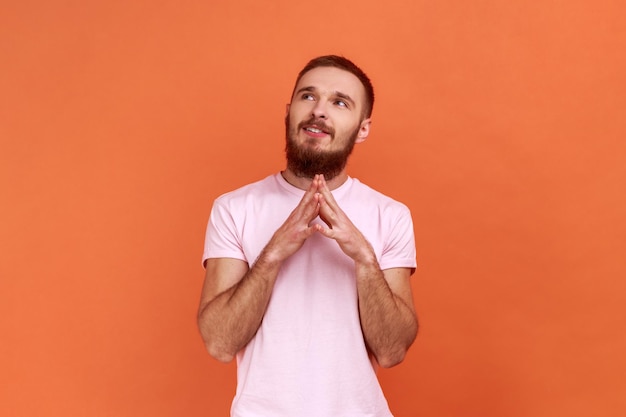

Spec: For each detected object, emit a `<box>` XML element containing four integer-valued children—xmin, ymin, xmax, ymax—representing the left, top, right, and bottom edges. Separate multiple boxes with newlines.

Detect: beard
<box><xmin>284</xmin><ymin>115</ymin><xmax>359</xmax><ymax>181</ymax></box>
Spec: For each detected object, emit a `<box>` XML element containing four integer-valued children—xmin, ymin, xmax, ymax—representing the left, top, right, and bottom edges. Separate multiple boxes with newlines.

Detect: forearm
<box><xmin>198</xmin><ymin>178</ymin><xmax>323</xmax><ymax>362</ymax></box>
<box><xmin>356</xmin><ymin>261</ymin><xmax>418</xmax><ymax>368</ymax></box>
<box><xmin>198</xmin><ymin>252</ymin><xmax>282</xmax><ymax>362</ymax></box>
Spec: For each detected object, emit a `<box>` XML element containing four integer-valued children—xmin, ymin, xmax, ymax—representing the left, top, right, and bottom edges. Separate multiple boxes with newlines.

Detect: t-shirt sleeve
<box><xmin>202</xmin><ymin>198</ymin><xmax>247</xmax><ymax>267</ymax></box>
<box><xmin>379</xmin><ymin>205</ymin><xmax>417</xmax><ymax>273</ymax></box>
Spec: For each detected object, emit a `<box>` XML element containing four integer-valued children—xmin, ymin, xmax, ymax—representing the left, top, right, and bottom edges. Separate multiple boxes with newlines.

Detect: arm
<box><xmin>197</xmin><ymin>177</ymin><xmax>322</xmax><ymax>363</ymax></box>
<box><xmin>197</xmin><ymin>254</ymin><xmax>280</xmax><ymax>363</ymax></box>
<box><xmin>355</xmin><ymin>263</ymin><xmax>418</xmax><ymax>368</ymax></box>
<box><xmin>315</xmin><ymin>175</ymin><xmax>418</xmax><ymax>368</ymax></box>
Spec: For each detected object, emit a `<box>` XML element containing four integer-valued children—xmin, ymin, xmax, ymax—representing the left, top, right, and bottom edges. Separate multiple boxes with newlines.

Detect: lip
<box><xmin>302</xmin><ymin>125</ymin><xmax>330</xmax><ymax>138</ymax></box>
<box><xmin>300</xmin><ymin>119</ymin><xmax>334</xmax><ymax>138</ymax></box>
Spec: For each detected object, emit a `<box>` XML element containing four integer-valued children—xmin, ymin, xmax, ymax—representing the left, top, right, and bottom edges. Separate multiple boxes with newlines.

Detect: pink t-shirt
<box><xmin>203</xmin><ymin>173</ymin><xmax>417</xmax><ymax>417</ymax></box>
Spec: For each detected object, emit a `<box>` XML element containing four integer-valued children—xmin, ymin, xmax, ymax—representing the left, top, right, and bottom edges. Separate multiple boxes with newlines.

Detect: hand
<box><xmin>315</xmin><ymin>175</ymin><xmax>376</xmax><ymax>264</ymax></box>
<box><xmin>264</xmin><ymin>175</ymin><xmax>323</xmax><ymax>262</ymax></box>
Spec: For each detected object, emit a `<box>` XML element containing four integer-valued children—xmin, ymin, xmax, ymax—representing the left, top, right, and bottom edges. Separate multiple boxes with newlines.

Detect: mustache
<box><xmin>297</xmin><ymin>117</ymin><xmax>335</xmax><ymax>136</ymax></box>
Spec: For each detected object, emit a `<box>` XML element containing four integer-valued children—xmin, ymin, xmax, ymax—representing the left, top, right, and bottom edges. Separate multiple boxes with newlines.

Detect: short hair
<box><xmin>291</xmin><ymin>55</ymin><xmax>375</xmax><ymax>118</ymax></box>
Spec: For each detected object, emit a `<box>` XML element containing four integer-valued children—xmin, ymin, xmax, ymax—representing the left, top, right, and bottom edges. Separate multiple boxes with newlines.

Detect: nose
<box><xmin>311</xmin><ymin>100</ymin><xmax>327</xmax><ymax>119</ymax></box>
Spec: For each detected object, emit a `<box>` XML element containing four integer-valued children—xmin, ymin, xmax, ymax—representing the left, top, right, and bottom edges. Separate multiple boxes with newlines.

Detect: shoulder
<box><xmin>347</xmin><ymin>178</ymin><xmax>411</xmax><ymax>214</ymax></box>
<box><xmin>214</xmin><ymin>174</ymin><xmax>279</xmax><ymax>206</ymax></box>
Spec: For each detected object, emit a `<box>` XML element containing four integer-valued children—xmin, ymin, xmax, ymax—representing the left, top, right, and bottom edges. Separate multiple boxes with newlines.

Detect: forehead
<box><xmin>294</xmin><ymin>66</ymin><xmax>366</xmax><ymax>106</ymax></box>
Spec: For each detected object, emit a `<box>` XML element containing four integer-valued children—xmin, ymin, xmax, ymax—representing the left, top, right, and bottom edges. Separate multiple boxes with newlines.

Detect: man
<box><xmin>198</xmin><ymin>55</ymin><xmax>418</xmax><ymax>416</ymax></box>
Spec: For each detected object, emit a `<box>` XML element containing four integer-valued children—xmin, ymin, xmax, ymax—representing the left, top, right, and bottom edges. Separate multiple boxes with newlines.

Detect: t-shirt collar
<box><xmin>275</xmin><ymin>172</ymin><xmax>353</xmax><ymax>199</ymax></box>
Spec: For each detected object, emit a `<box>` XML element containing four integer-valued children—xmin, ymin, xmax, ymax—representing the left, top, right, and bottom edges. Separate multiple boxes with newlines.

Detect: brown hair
<box><xmin>291</xmin><ymin>55</ymin><xmax>375</xmax><ymax>118</ymax></box>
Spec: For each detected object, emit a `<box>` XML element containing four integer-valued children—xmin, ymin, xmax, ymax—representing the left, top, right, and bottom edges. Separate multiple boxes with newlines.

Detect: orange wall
<box><xmin>2</xmin><ymin>1</ymin><xmax>625</xmax><ymax>416</ymax></box>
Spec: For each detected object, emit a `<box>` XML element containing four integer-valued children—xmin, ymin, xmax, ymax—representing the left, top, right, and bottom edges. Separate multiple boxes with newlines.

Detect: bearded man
<box><xmin>198</xmin><ymin>55</ymin><xmax>418</xmax><ymax>417</ymax></box>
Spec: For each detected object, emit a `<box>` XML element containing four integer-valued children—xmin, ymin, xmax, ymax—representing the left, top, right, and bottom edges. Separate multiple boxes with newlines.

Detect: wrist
<box><xmin>353</xmin><ymin>247</ymin><xmax>379</xmax><ymax>270</ymax></box>
<box><xmin>257</xmin><ymin>244</ymin><xmax>286</xmax><ymax>267</ymax></box>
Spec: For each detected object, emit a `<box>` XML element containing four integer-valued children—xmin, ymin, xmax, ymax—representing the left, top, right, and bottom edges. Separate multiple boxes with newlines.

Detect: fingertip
<box><xmin>316</xmin><ymin>225</ymin><xmax>330</xmax><ymax>237</ymax></box>
<box><xmin>308</xmin><ymin>224</ymin><xmax>321</xmax><ymax>236</ymax></box>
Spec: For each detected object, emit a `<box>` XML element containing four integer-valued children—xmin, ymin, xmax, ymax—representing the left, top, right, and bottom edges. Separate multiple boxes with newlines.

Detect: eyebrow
<box><xmin>295</xmin><ymin>86</ymin><xmax>356</xmax><ymax>107</ymax></box>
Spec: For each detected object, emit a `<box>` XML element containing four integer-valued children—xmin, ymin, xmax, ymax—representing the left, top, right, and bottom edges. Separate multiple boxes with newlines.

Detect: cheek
<box><xmin>337</xmin><ymin>118</ymin><xmax>361</xmax><ymax>135</ymax></box>
<box><xmin>288</xmin><ymin>113</ymin><xmax>299</xmax><ymax>131</ymax></box>
<box><xmin>287</xmin><ymin>105</ymin><xmax>304</xmax><ymax>124</ymax></box>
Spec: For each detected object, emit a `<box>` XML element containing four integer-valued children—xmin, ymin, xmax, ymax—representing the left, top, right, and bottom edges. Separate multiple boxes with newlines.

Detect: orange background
<box><xmin>1</xmin><ymin>1</ymin><xmax>625</xmax><ymax>416</ymax></box>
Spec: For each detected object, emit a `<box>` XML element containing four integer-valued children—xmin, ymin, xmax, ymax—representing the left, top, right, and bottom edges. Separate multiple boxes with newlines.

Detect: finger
<box><xmin>317</xmin><ymin>174</ymin><xmax>339</xmax><ymax>209</ymax></box>
<box><xmin>293</xmin><ymin>175</ymin><xmax>320</xmax><ymax>215</ymax></box>
<box><xmin>317</xmin><ymin>194</ymin><xmax>337</xmax><ymax>228</ymax></box>
<box><xmin>300</xmin><ymin>223</ymin><xmax>320</xmax><ymax>240</ymax></box>
<box><xmin>295</xmin><ymin>181</ymin><xmax>319</xmax><ymax>224</ymax></box>
<box><xmin>301</xmin><ymin>193</ymin><xmax>321</xmax><ymax>223</ymax></box>
<box><xmin>299</xmin><ymin>174</ymin><xmax>320</xmax><ymax>204</ymax></box>
<box><xmin>313</xmin><ymin>222</ymin><xmax>334</xmax><ymax>239</ymax></box>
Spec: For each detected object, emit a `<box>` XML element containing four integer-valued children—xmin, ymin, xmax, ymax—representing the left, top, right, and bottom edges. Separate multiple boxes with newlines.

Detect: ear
<box><xmin>355</xmin><ymin>118</ymin><xmax>371</xmax><ymax>144</ymax></box>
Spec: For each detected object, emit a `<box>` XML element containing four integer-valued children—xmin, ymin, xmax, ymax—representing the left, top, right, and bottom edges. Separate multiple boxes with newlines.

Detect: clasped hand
<box><xmin>266</xmin><ymin>174</ymin><xmax>374</xmax><ymax>264</ymax></box>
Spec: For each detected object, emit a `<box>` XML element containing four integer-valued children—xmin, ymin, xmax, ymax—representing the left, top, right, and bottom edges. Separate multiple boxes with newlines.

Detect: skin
<box><xmin>285</xmin><ymin>66</ymin><xmax>370</xmax><ymax>185</ymax></box>
<box><xmin>197</xmin><ymin>66</ymin><xmax>418</xmax><ymax>368</ymax></box>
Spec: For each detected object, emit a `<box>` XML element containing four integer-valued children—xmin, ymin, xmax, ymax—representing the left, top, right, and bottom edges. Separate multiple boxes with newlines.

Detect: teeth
<box><xmin>306</xmin><ymin>127</ymin><xmax>322</xmax><ymax>133</ymax></box>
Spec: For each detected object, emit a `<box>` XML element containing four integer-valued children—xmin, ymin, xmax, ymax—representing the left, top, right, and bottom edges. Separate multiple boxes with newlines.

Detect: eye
<box><xmin>334</xmin><ymin>100</ymin><xmax>348</xmax><ymax>108</ymax></box>
<box><xmin>302</xmin><ymin>93</ymin><xmax>315</xmax><ymax>101</ymax></box>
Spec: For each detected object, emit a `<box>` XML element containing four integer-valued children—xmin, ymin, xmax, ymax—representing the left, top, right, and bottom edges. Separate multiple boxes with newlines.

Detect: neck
<box><xmin>281</xmin><ymin>168</ymin><xmax>348</xmax><ymax>191</ymax></box>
